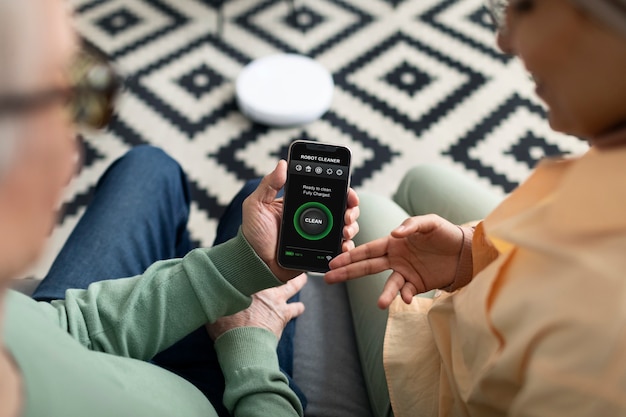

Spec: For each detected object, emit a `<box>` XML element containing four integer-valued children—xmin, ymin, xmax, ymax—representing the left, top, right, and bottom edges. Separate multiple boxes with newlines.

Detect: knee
<box><xmin>118</xmin><ymin>146</ymin><xmax>189</xmax><ymax>202</ymax></box>
<box><xmin>352</xmin><ymin>191</ymin><xmax>409</xmax><ymax>244</ymax></box>
<box><xmin>393</xmin><ymin>164</ymin><xmax>464</xmax><ymax>209</ymax></box>
<box><xmin>394</xmin><ymin>164</ymin><xmax>500</xmax><ymax>222</ymax></box>
<box><xmin>123</xmin><ymin>145</ymin><xmax>179</xmax><ymax>173</ymax></box>
<box><xmin>121</xmin><ymin>146</ymin><xmax>184</xmax><ymax>183</ymax></box>
<box><xmin>396</xmin><ymin>164</ymin><xmax>456</xmax><ymax>196</ymax></box>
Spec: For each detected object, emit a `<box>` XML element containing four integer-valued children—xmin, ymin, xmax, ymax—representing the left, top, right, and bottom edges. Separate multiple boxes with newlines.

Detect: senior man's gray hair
<box><xmin>0</xmin><ymin>0</ymin><xmax>46</xmax><ymax>175</ymax></box>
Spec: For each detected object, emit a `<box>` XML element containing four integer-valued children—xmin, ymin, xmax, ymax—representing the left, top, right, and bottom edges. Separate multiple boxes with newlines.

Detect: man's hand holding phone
<box><xmin>276</xmin><ymin>141</ymin><xmax>354</xmax><ymax>273</ymax></box>
<box><xmin>241</xmin><ymin>158</ymin><xmax>359</xmax><ymax>283</ymax></box>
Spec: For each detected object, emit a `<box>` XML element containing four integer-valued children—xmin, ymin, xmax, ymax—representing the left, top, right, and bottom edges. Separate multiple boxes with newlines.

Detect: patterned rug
<box><xmin>30</xmin><ymin>0</ymin><xmax>588</xmax><ymax>278</ymax></box>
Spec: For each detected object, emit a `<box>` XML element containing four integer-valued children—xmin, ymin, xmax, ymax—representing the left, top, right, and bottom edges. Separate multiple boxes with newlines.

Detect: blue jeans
<box><xmin>32</xmin><ymin>145</ymin><xmax>306</xmax><ymax>416</ymax></box>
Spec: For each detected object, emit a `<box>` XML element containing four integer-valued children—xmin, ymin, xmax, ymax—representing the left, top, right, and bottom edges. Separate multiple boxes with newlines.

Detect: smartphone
<box><xmin>277</xmin><ymin>140</ymin><xmax>352</xmax><ymax>273</ymax></box>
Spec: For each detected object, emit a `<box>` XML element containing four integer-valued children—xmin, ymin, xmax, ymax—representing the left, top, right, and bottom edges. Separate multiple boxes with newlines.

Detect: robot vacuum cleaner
<box><xmin>236</xmin><ymin>54</ymin><xmax>334</xmax><ymax>127</ymax></box>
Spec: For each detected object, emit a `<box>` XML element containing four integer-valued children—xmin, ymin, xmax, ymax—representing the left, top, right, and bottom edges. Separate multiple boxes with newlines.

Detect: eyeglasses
<box><xmin>0</xmin><ymin>45</ymin><xmax>121</xmax><ymax>130</ymax></box>
<box><xmin>484</xmin><ymin>0</ymin><xmax>509</xmax><ymax>32</ymax></box>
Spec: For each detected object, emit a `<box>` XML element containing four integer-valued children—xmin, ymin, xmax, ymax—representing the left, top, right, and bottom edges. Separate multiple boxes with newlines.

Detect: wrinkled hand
<box><xmin>324</xmin><ymin>214</ymin><xmax>463</xmax><ymax>309</ymax></box>
<box><xmin>206</xmin><ymin>274</ymin><xmax>308</xmax><ymax>341</ymax></box>
<box><xmin>242</xmin><ymin>160</ymin><xmax>360</xmax><ymax>283</ymax></box>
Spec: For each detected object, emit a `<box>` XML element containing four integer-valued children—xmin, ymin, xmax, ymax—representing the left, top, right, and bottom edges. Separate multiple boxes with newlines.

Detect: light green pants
<box><xmin>346</xmin><ymin>165</ymin><xmax>502</xmax><ymax>417</ymax></box>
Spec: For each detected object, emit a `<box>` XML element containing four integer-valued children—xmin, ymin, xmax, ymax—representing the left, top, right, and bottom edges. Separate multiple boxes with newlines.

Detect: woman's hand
<box><xmin>206</xmin><ymin>274</ymin><xmax>308</xmax><ymax>341</ymax></box>
<box><xmin>324</xmin><ymin>214</ymin><xmax>465</xmax><ymax>309</ymax></box>
<box><xmin>242</xmin><ymin>160</ymin><xmax>359</xmax><ymax>283</ymax></box>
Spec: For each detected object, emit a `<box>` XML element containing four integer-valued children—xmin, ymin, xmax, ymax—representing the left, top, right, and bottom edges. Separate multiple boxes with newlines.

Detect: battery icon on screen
<box><xmin>285</xmin><ymin>251</ymin><xmax>295</xmax><ymax>256</ymax></box>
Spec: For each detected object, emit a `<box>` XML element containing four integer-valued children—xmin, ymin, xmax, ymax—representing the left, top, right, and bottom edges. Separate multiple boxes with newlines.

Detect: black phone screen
<box><xmin>277</xmin><ymin>141</ymin><xmax>352</xmax><ymax>272</ymax></box>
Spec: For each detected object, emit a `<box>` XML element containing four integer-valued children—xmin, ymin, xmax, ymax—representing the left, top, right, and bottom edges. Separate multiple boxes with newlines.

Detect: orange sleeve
<box><xmin>471</xmin><ymin>221</ymin><xmax>499</xmax><ymax>276</ymax></box>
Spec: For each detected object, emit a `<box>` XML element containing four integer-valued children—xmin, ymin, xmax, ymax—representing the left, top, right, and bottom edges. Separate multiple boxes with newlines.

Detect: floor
<box><xmin>28</xmin><ymin>0</ymin><xmax>588</xmax><ymax>278</ymax></box>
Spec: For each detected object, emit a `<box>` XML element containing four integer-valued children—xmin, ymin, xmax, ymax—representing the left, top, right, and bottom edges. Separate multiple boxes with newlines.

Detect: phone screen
<box><xmin>277</xmin><ymin>141</ymin><xmax>352</xmax><ymax>272</ymax></box>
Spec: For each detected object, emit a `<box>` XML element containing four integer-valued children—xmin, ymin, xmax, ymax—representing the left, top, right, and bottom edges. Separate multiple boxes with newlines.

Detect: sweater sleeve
<box><xmin>35</xmin><ymin>230</ymin><xmax>284</xmax><ymax>360</ymax></box>
<box><xmin>215</xmin><ymin>327</ymin><xmax>303</xmax><ymax>417</ymax></box>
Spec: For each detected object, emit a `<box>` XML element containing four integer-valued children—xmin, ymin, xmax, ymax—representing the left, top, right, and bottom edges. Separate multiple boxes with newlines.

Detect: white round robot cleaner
<box><xmin>236</xmin><ymin>54</ymin><xmax>334</xmax><ymax>127</ymax></box>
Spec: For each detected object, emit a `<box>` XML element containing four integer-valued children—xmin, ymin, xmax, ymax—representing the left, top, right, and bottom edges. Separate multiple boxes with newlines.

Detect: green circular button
<box><xmin>293</xmin><ymin>202</ymin><xmax>333</xmax><ymax>240</ymax></box>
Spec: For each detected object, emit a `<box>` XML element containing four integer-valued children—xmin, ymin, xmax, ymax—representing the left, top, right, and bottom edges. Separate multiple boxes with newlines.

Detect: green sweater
<box><xmin>2</xmin><ymin>232</ymin><xmax>303</xmax><ymax>417</ymax></box>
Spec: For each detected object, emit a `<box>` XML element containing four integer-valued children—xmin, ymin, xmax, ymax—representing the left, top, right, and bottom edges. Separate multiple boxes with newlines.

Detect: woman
<box><xmin>0</xmin><ymin>0</ymin><xmax>360</xmax><ymax>416</ymax></box>
<box><xmin>325</xmin><ymin>0</ymin><xmax>626</xmax><ymax>416</ymax></box>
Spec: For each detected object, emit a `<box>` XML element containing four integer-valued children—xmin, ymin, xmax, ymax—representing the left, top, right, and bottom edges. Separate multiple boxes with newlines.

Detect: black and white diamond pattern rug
<box><xmin>30</xmin><ymin>0</ymin><xmax>588</xmax><ymax>277</ymax></box>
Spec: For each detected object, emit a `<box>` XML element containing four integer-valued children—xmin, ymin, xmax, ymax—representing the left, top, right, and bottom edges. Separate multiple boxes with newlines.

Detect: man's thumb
<box><xmin>254</xmin><ymin>160</ymin><xmax>287</xmax><ymax>204</ymax></box>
